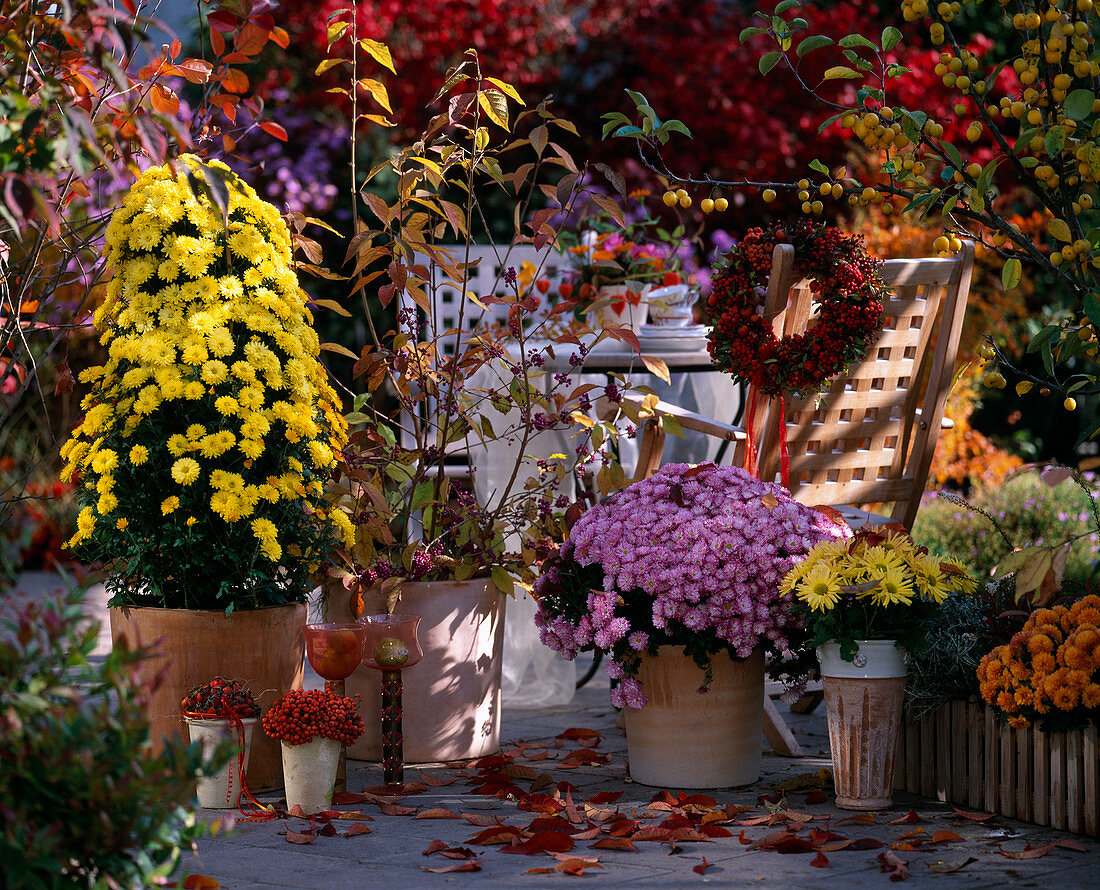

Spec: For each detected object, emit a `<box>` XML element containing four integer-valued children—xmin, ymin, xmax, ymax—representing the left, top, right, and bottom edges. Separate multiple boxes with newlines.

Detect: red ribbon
<box><xmin>743</xmin><ymin>375</ymin><xmax>759</xmax><ymax>478</ymax></box>
<box><xmin>183</xmin><ymin>708</ymin><xmax>277</xmax><ymax>822</ymax></box>
<box><xmin>778</xmin><ymin>392</ymin><xmax>790</xmax><ymax>490</ymax></box>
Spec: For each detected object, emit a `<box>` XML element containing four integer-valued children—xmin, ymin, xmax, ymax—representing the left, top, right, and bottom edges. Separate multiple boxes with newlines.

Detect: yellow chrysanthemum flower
<box><xmin>171</xmin><ymin>457</ymin><xmax>201</xmax><ymax>486</ymax></box>
<box><xmin>161</xmin><ymin>496</ymin><xmax>180</xmax><ymax>515</ymax></box>
<box><xmin>166</xmin><ymin>434</ymin><xmax>190</xmax><ymax>457</ymax></box>
<box><xmin>864</xmin><ymin>565</ymin><xmax>915</xmax><ymax>608</ymax></box>
<box><xmin>795</xmin><ymin>562</ymin><xmax>844</xmax><ymax>612</ymax></box>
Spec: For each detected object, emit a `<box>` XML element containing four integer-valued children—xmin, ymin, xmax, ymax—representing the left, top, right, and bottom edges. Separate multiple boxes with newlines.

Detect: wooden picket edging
<box><xmin>894</xmin><ymin>700</ymin><xmax>1099</xmax><ymax>836</ymax></box>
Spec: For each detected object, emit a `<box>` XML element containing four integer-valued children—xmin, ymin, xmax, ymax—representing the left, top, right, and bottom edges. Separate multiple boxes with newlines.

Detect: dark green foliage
<box><xmin>0</xmin><ymin>587</ymin><xmax>218</xmax><ymax>888</ymax></box>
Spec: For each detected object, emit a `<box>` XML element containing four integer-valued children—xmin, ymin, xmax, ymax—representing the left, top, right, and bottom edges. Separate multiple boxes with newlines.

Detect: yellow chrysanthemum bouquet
<box><xmin>61</xmin><ymin>156</ymin><xmax>351</xmax><ymax>611</ymax></box>
<box><xmin>781</xmin><ymin>524</ymin><xmax>977</xmax><ymax>661</ymax></box>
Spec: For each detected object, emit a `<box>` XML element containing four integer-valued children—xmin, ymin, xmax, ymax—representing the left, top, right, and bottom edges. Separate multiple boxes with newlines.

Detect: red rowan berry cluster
<box><xmin>261</xmin><ymin>688</ymin><xmax>365</xmax><ymax>746</ymax></box>
<box><xmin>703</xmin><ymin>220</ymin><xmax>886</xmax><ymax>398</ymax></box>
<box><xmin>181</xmin><ymin>677</ymin><xmax>259</xmax><ymax>719</ymax></box>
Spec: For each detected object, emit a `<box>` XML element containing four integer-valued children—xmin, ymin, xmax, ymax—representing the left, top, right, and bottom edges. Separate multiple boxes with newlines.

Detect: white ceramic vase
<box><xmin>281</xmin><ymin>736</ymin><xmax>342</xmax><ymax>815</ymax></box>
<box><xmin>184</xmin><ymin>716</ymin><xmax>257</xmax><ymax>809</ymax></box>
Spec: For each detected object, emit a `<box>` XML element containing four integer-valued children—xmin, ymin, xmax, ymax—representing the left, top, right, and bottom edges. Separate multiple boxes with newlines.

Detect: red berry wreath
<box><xmin>703</xmin><ymin>220</ymin><xmax>887</xmax><ymax>398</ymax></box>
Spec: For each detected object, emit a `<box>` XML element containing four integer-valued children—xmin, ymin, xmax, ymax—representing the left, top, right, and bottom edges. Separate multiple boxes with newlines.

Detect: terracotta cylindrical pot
<box><xmin>328</xmin><ymin>579</ymin><xmax>506</xmax><ymax>763</ymax></box>
<box><xmin>819</xmin><ymin>639</ymin><xmax>907</xmax><ymax>810</ymax></box>
<box><xmin>282</xmin><ymin>737</ymin><xmax>341</xmax><ymax>815</ymax></box>
<box><xmin>184</xmin><ymin>717</ymin><xmax>257</xmax><ymax>809</ymax></box>
<box><xmin>624</xmin><ymin>646</ymin><xmax>764</xmax><ymax>788</ymax></box>
<box><xmin>109</xmin><ymin>603</ymin><xmax>306</xmax><ymax>792</ymax></box>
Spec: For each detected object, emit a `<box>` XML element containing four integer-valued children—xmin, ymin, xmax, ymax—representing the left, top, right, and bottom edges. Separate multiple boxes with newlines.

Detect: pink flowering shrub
<box><xmin>533</xmin><ymin>463</ymin><xmax>850</xmax><ymax>708</ymax></box>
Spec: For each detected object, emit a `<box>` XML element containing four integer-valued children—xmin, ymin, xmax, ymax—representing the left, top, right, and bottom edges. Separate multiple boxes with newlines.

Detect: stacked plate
<box><xmin>637</xmin><ymin>324</ymin><xmax>710</xmax><ymax>352</ymax></box>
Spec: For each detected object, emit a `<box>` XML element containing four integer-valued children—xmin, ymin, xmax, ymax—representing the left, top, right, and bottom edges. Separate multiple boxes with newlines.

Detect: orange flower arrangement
<box><xmin>977</xmin><ymin>594</ymin><xmax>1100</xmax><ymax>729</ymax></box>
<box><xmin>261</xmin><ymin>689</ymin><xmax>364</xmax><ymax>746</ymax></box>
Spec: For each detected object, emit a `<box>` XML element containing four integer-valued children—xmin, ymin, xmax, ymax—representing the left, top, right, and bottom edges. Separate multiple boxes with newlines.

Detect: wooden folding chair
<box><xmin>628</xmin><ymin>240</ymin><xmax>976</xmax><ymax>753</ymax></box>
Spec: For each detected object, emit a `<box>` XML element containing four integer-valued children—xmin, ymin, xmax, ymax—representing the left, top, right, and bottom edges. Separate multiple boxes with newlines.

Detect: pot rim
<box><xmin>817</xmin><ymin>639</ymin><xmax>907</xmax><ymax>679</ymax></box>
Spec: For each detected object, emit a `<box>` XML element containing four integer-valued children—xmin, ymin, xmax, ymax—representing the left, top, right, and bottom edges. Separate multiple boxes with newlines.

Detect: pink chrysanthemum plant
<box><xmin>532</xmin><ymin>462</ymin><xmax>850</xmax><ymax>708</ymax></box>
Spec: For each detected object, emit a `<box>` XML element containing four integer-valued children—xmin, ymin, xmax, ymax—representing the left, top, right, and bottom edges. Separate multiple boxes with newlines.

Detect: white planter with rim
<box><xmin>818</xmin><ymin>639</ymin><xmax>908</xmax><ymax>810</ymax></box>
<box><xmin>184</xmin><ymin>716</ymin><xmax>257</xmax><ymax>809</ymax></box>
<box><xmin>281</xmin><ymin>736</ymin><xmax>341</xmax><ymax>814</ymax></box>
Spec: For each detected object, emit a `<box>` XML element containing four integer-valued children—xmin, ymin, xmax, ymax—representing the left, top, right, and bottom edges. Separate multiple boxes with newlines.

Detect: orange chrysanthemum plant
<box><xmin>977</xmin><ymin>594</ymin><xmax>1100</xmax><ymax>730</ymax></box>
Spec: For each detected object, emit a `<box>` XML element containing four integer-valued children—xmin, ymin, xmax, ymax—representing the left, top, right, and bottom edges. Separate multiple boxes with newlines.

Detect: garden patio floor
<box><xmin>11</xmin><ymin>572</ymin><xmax>1100</xmax><ymax>888</ymax></box>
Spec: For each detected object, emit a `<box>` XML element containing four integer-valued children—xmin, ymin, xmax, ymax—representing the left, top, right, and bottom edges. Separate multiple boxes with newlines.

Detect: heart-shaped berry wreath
<box><xmin>703</xmin><ymin>220</ymin><xmax>887</xmax><ymax>398</ymax></box>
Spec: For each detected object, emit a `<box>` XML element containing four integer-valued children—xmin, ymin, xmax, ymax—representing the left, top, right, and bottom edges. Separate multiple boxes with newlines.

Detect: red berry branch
<box><xmin>262</xmin><ymin>689</ymin><xmax>365</xmax><ymax>746</ymax></box>
<box><xmin>181</xmin><ymin>677</ymin><xmax>259</xmax><ymax>720</ymax></box>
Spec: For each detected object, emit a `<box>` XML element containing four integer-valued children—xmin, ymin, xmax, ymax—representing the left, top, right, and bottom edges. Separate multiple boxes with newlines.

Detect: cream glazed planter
<box><xmin>184</xmin><ymin>716</ymin><xmax>257</xmax><ymax>809</ymax></box>
<box><xmin>624</xmin><ymin>646</ymin><xmax>764</xmax><ymax>788</ymax></box>
<box><xmin>818</xmin><ymin>639</ymin><xmax>908</xmax><ymax>810</ymax></box>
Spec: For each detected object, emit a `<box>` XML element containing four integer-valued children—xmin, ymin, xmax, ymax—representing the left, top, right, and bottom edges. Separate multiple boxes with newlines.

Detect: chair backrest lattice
<box><xmin>416</xmin><ymin>245</ymin><xmax>569</xmax><ymax>356</ymax></box>
<box><xmin>751</xmin><ymin>241</ymin><xmax>976</xmax><ymax>528</ymax></box>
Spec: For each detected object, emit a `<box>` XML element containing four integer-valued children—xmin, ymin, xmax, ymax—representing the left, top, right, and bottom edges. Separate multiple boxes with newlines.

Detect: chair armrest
<box><xmin>619</xmin><ymin>395</ymin><xmax>746</xmax><ymax>442</ymax></box>
<box><xmin>912</xmin><ymin>408</ymin><xmax>954</xmax><ymax>431</ymax></box>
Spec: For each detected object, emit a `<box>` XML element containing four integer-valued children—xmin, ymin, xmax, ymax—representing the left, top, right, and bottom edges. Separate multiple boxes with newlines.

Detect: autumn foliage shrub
<box><xmin>0</xmin><ymin>589</ymin><xmax>214</xmax><ymax>888</ymax></box>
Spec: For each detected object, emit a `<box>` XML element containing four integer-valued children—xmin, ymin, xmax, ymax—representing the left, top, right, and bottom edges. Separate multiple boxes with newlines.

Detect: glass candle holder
<box><xmin>303</xmin><ymin>622</ymin><xmax>369</xmax><ymax>795</ymax></box>
<box><xmin>358</xmin><ymin>614</ymin><xmax>422</xmax><ymax>787</ymax></box>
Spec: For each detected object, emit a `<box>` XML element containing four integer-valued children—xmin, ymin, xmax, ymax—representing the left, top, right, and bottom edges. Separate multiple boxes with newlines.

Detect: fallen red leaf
<box><xmin>773</xmin><ymin>837</ymin><xmax>817</xmax><ymax>854</ymax></box>
<box><xmin>527</xmin><ymin>816</ymin><xmax>575</xmax><ymax>835</ymax></box>
<box><xmin>879</xmin><ymin>849</ymin><xmax>909</xmax><ymax>881</ymax></box>
<box><xmin>592</xmin><ymin>837</ymin><xmax>637</xmax><ymax>852</ymax></box>
<box><xmin>607</xmin><ymin>818</ymin><xmax>639</xmax><ymax>837</ymax></box>
<box><xmin>891</xmin><ymin>809</ymin><xmax>922</xmax><ymax>824</ymax></box>
<box><xmin>363</xmin><ymin>781</ymin><xmax>426</xmax><ymax>795</ymax></box>
<box><xmin>692</xmin><ymin>857</ymin><xmax>712</xmax><ymax>875</ymax></box>
<box><xmin>1058</xmin><ymin>839</ymin><xmax>1088</xmax><ymax>852</ymax></box>
<box><xmin>317</xmin><ymin>823</ymin><xmax>338</xmax><ymax>837</ymax></box>
<box><xmin>517</xmin><ymin>793</ymin><xmax>563</xmax><ymax>814</ymax></box>
<box><xmin>378</xmin><ymin>802</ymin><xmax>417</xmax><ymax>816</ymax></box>
<box><xmin>461</xmin><ymin>812</ymin><xmax>505</xmax><ymax>827</ymax></box>
<box><xmin>418</xmin><ymin>771</ymin><xmax>458</xmax><ymax>787</ymax></box>
<box><xmin>950</xmin><ymin>805</ymin><xmax>995</xmax><ymax>821</ymax></box>
<box><xmin>287</xmin><ymin>805</ymin><xmax>309</xmax><ymax>818</ymax></box>
<box><xmin>805</xmin><ymin>790</ymin><xmax>828</xmax><ymax>804</ymax></box>
<box><xmin>818</xmin><ymin>840</ymin><xmax>852</xmax><ymax>852</ymax></box>
<box><xmin>631</xmin><ymin>826</ymin><xmax>672</xmax><ymax>842</ymax></box>
<box><xmin>345</xmin><ymin>822</ymin><xmax>372</xmax><ymax>837</ymax></box>
<box><xmin>526</xmin><ymin>857</ymin><xmax>602</xmax><ymax>876</ymax></box>
<box><xmin>503</xmin><ymin>763</ymin><xmax>538</xmax><ymax>780</ymax></box>
<box><xmin>500</xmin><ymin>830</ymin><xmax>575</xmax><ymax>855</ymax></box>
<box><xmin>811</xmin><ymin>851</ymin><xmax>830</xmax><ymax>868</ymax></box>
<box><xmin>421</xmin><ymin>862</ymin><xmax>481</xmax><ymax>874</ymax></box>
<box><xmin>331</xmin><ymin>791</ymin><xmax>368</xmax><ymax>805</ymax></box>
<box><xmin>810</xmin><ymin>829</ymin><xmax>846</xmax><ymax>845</ymax></box>
<box><xmin>556</xmin><ymin>727</ymin><xmax>601</xmax><ymax>742</ymax></box>
<box><xmin>895</xmin><ymin>828</ymin><xmax>926</xmax><ymax>842</ymax></box>
<box><xmin>849</xmin><ymin>838</ymin><xmax>885</xmax><ymax>850</ymax></box>
<box><xmin>682</xmin><ymin>794</ymin><xmax>718</xmax><ymax>808</ymax></box>
<box><xmin>931</xmin><ymin>830</ymin><xmax>964</xmax><ymax>844</ymax></box>
<box><xmin>285</xmin><ymin>829</ymin><xmax>315</xmax><ymax>845</ymax></box>
<box><xmin>701</xmin><ymin>824</ymin><xmax>733</xmax><ymax>838</ymax></box>
<box><xmin>588</xmin><ymin>791</ymin><xmax>624</xmax><ymax>805</ymax></box>
<box><xmin>836</xmin><ymin>813</ymin><xmax>877</xmax><ymax>825</ymax></box>
<box><xmin>738</xmin><ymin>830</ymin><xmax>752</xmax><ymax>845</ymax></box>
<box><xmin>467</xmin><ymin>825</ymin><xmax>525</xmax><ymax>845</ymax></box>
<box><xmin>180</xmin><ymin>877</ymin><xmax>221</xmax><ymax>889</ymax></box>
<box><xmin>441</xmin><ymin>847</ymin><xmax>476</xmax><ymax>860</ymax></box>
<box><xmin>423</xmin><ymin>840</ymin><xmax>447</xmax><ymax>855</ymax></box>
<box><xmin>414</xmin><ymin>808</ymin><xmax>460</xmax><ymax>820</ymax></box>
<box><xmin>560</xmin><ymin>749</ymin><xmax>609</xmax><ymax>765</ymax></box>
<box><xmin>1000</xmin><ymin>841</ymin><xmax>1058</xmax><ymax>860</ymax></box>
<box><xmin>571</xmin><ymin>826</ymin><xmax>601</xmax><ymax>841</ymax></box>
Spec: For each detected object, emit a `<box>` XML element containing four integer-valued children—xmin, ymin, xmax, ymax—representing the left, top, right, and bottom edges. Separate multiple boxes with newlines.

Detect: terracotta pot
<box><xmin>282</xmin><ymin>737</ymin><xmax>341</xmax><ymax>815</ymax></box>
<box><xmin>184</xmin><ymin>717</ymin><xmax>256</xmax><ymax>809</ymax></box>
<box><xmin>624</xmin><ymin>646</ymin><xmax>764</xmax><ymax>788</ymax></box>
<box><xmin>327</xmin><ymin>578</ymin><xmax>506</xmax><ymax>763</ymax></box>
<box><xmin>109</xmin><ymin>603</ymin><xmax>306</xmax><ymax>792</ymax></box>
<box><xmin>819</xmin><ymin>639</ymin><xmax>907</xmax><ymax>810</ymax></box>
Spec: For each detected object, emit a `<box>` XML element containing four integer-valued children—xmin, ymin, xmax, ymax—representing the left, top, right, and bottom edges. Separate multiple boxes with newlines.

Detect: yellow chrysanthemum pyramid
<box><xmin>61</xmin><ymin>155</ymin><xmax>352</xmax><ymax>610</ymax></box>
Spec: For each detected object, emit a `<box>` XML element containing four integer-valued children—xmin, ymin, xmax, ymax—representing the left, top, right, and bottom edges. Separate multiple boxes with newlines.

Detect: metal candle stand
<box><xmin>359</xmin><ymin>614</ymin><xmax>423</xmax><ymax>790</ymax></box>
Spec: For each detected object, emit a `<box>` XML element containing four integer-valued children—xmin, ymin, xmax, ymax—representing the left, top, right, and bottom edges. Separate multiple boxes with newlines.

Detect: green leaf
<box><xmin>490</xmin><ymin>565</ymin><xmax>515</xmax><ymax>596</ymax></box>
<box><xmin>1049</xmin><ymin>218</ymin><xmax>1073</xmax><ymax>242</ymax></box>
<box><xmin>1084</xmin><ymin>292</ymin><xmax>1100</xmax><ymax>329</ymax></box>
<box><xmin>1001</xmin><ymin>257</ymin><xmax>1022</xmax><ymax>290</ymax></box>
<box><xmin>797</xmin><ymin>34</ymin><xmax>833</xmax><ymax>56</ymax></box>
<box><xmin>809</xmin><ymin>158</ymin><xmax>829</xmax><ymax>174</ymax></box>
<box><xmin>1045</xmin><ymin>125</ymin><xmax>1066</xmax><ymax>157</ymax></box>
<box><xmin>817</xmin><ymin>110</ymin><xmax>845</xmax><ymax>133</ymax></box>
<box><xmin>1042</xmin><ymin>339</ymin><xmax>1055</xmax><ymax>377</ymax></box>
<box><xmin>657</xmin><ymin>119</ymin><xmax>693</xmax><ymax>139</ymax></box>
<box><xmin>1065</xmin><ymin>89</ymin><xmax>1095</xmax><ymax>121</ymax></box>
<box><xmin>611</xmin><ymin>124</ymin><xmax>644</xmax><ymax>138</ymax></box>
<box><xmin>739</xmin><ymin>25</ymin><xmax>766</xmax><ymax>42</ymax></box>
<box><xmin>823</xmin><ymin>66</ymin><xmax>861</xmax><ymax>80</ymax></box>
<box><xmin>1027</xmin><ymin>323</ymin><xmax>1060</xmax><ymax>353</ymax></box>
<box><xmin>759</xmin><ymin>51</ymin><xmax>783</xmax><ymax>75</ymax></box>
<box><xmin>941</xmin><ymin>140</ymin><xmax>963</xmax><ymax>171</ymax></box>
<box><xmin>881</xmin><ymin>26</ymin><xmax>902</xmax><ymax>51</ymax></box>
<box><xmin>408</xmin><ymin>481</ymin><xmax>437</xmax><ymax>513</ymax></box>
<box><xmin>774</xmin><ymin>0</ymin><xmax>802</xmax><ymax>13</ymax></box>
<box><xmin>839</xmin><ymin>33</ymin><xmax>878</xmax><ymax>50</ymax></box>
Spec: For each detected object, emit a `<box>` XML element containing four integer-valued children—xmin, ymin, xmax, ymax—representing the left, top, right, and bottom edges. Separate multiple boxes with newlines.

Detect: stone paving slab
<box><xmin>5</xmin><ymin>574</ymin><xmax>1098</xmax><ymax>888</ymax></box>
